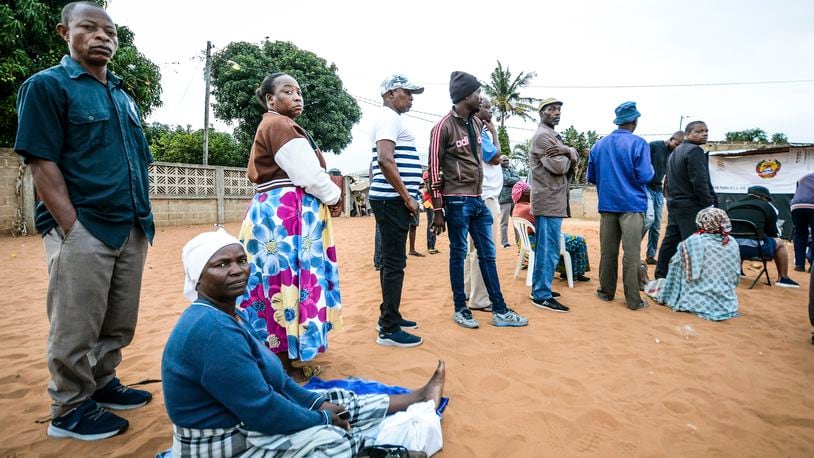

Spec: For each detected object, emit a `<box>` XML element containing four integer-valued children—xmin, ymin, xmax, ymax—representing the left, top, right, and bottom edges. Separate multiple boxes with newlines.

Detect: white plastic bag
<box><xmin>375</xmin><ymin>400</ymin><xmax>443</xmax><ymax>456</ymax></box>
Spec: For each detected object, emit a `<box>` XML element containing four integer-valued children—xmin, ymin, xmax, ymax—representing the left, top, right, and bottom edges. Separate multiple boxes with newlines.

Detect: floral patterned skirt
<box><xmin>238</xmin><ymin>186</ymin><xmax>342</xmax><ymax>362</ymax></box>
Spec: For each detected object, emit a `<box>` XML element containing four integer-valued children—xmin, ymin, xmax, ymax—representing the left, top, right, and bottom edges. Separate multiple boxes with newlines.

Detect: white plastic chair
<box><xmin>512</xmin><ymin>217</ymin><xmax>535</xmax><ymax>286</ymax></box>
<box><xmin>560</xmin><ymin>233</ymin><xmax>574</xmax><ymax>289</ymax></box>
<box><xmin>512</xmin><ymin>217</ymin><xmax>574</xmax><ymax>289</ymax></box>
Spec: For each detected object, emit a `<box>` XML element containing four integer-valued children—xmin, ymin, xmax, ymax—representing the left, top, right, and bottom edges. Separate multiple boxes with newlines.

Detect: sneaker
<box><xmin>491</xmin><ymin>308</ymin><xmax>529</xmax><ymax>327</ymax></box>
<box><xmin>428</xmin><ymin>248</ymin><xmax>440</xmax><ymax>254</ymax></box>
<box><xmin>376</xmin><ymin>330</ymin><xmax>423</xmax><ymax>348</ymax></box>
<box><xmin>776</xmin><ymin>277</ymin><xmax>800</xmax><ymax>288</ymax></box>
<box><xmin>92</xmin><ymin>378</ymin><xmax>152</xmax><ymax>410</ymax></box>
<box><xmin>531</xmin><ymin>297</ymin><xmax>570</xmax><ymax>313</ymax></box>
<box><xmin>502</xmin><ymin>243</ymin><xmax>511</xmax><ymax>248</ymax></box>
<box><xmin>529</xmin><ymin>291</ymin><xmax>560</xmax><ymax>300</ymax></box>
<box><xmin>47</xmin><ymin>399</ymin><xmax>128</xmax><ymax>441</ymax></box>
<box><xmin>646</xmin><ymin>256</ymin><xmax>658</xmax><ymax>265</ymax></box>
<box><xmin>453</xmin><ymin>310</ymin><xmax>480</xmax><ymax>329</ymax></box>
<box><xmin>594</xmin><ymin>289</ymin><xmax>614</xmax><ymax>302</ymax></box>
<box><xmin>376</xmin><ymin>318</ymin><xmax>418</xmax><ymax>332</ymax></box>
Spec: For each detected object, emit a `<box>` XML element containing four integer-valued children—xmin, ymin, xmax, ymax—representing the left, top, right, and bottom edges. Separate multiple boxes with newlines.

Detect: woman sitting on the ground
<box><xmin>511</xmin><ymin>181</ymin><xmax>591</xmax><ymax>281</ymax></box>
<box><xmin>162</xmin><ymin>229</ymin><xmax>445</xmax><ymax>457</ymax></box>
<box><xmin>650</xmin><ymin>207</ymin><xmax>740</xmax><ymax>321</ymax></box>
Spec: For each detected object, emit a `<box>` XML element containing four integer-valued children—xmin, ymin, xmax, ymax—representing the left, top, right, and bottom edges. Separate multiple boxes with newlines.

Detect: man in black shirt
<box><xmin>727</xmin><ymin>186</ymin><xmax>799</xmax><ymax>288</ymax></box>
<box><xmin>645</xmin><ymin>131</ymin><xmax>684</xmax><ymax>264</ymax></box>
<box><xmin>655</xmin><ymin>121</ymin><xmax>716</xmax><ymax>278</ymax></box>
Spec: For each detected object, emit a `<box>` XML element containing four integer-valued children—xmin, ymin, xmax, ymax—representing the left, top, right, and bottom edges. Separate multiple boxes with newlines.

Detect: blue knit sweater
<box><xmin>161</xmin><ymin>300</ymin><xmax>330</xmax><ymax>435</ymax></box>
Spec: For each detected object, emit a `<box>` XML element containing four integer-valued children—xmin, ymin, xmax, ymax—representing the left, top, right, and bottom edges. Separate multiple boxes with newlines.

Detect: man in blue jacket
<box><xmin>587</xmin><ymin>102</ymin><xmax>654</xmax><ymax>310</ymax></box>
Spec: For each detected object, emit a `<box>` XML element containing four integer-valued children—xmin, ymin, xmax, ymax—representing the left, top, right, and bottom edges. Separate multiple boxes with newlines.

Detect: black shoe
<box><xmin>531</xmin><ymin>297</ymin><xmax>570</xmax><ymax>313</ymax></box>
<box><xmin>629</xmin><ymin>300</ymin><xmax>648</xmax><ymax>311</ymax></box>
<box><xmin>376</xmin><ymin>330</ymin><xmax>423</xmax><ymax>348</ymax></box>
<box><xmin>92</xmin><ymin>378</ymin><xmax>152</xmax><ymax>410</ymax></box>
<box><xmin>376</xmin><ymin>318</ymin><xmax>418</xmax><ymax>332</ymax></box>
<box><xmin>47</xmin><ymin>399</ymin><xmax>128</xmax><ymax>441</ymax></box>
<box><xmin>529</xmin><ymin>291</ymin><xmax>560</xmax><ymax>299</ymax></box>
<box><xmin>575</xmin><ymin>275</ymin><xmax>591</xmax><ymax>282</ymax></box>
<box><xmin>595</xmin><ymin>289</ymin><xmax>614</xmax><ymax>302</ymax></box>
<box><xmin>794</xmin><ymin>265</ymin><xmax>806</xmax><ymax>272</ymax></box>
<box><xmin>646</xmin><ymin>256</ymin><xmax>657</xmax><ymax>265</ymax></box>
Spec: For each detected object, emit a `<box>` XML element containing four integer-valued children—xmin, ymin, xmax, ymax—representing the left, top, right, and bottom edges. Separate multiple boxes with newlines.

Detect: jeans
<box><xmin>499</xmin><ymin>202</ymin><xmax>515</xmax><ymax>246</ymax></box>
<box><xmin>444</xmin><ymin>196</ymin><xmax>508</xmax><ymax>314</ymax></box>
<box><xmin>425</xmin><ymin>207</ymin><xmax>436</xmax><ymax>250</ymax></box>
<box><xmin>532</xmin><ymin>216</ymin><xmax>562</xmax><ymax>301</ymax></box>
<box><xmin>655</xmin><ymin>206</ymin><xmax>702</xmax><ymax>278</ymax></box>
<box><xmin>464</xmin><ymin>196</ymin><xmax>500</xmax><ymax>309</ymax></box>
<box><xmin>645</xmin><ymin>189</ymin><xmax>664</xmax><ymax>258</ymax></box>
<box><xmin>598</xmin><ymin>212</ymin><xmax>644</xmax><ymax>309</ymax></box>
<box><xmin>369</xmin><ymin>200</ymin><xmax>409</xmax><ymax>333</ymax></box>
<box><xmin>792</xmin><ymin>208</ymin><xmax>814</xmax><ymax>268</ymax></box>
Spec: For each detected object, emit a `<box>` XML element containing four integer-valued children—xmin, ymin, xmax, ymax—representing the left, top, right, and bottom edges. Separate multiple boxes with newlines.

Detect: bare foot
<box><xmin>420</xmin><ymin>360</ymin><xmax>445</xmax><ymax>409</ymax></box>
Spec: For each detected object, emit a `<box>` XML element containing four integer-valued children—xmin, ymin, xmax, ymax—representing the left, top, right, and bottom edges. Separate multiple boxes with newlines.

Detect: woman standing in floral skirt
<box><xmin>238</xmin><ymin>72</ymin><xmax>342</xmax><ymax>378</ymax></box>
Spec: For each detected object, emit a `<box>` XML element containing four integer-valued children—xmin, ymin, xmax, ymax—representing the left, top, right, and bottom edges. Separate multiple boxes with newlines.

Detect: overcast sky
<box><xmin>107</xmin><ymin>0</ymin><xmax>814</xmax><ymax>174</ymax></box>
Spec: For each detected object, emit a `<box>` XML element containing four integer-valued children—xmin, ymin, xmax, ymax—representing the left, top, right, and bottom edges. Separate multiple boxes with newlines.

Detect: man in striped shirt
<box><xmin>369</xmin><ymin>74</ymin><xmax>425</xmax><ymax>348</ymax></box>
<box><xmin>428</xmin><ymin>71</ymin><xmax>529</xmax><ymax>330</ymax></box>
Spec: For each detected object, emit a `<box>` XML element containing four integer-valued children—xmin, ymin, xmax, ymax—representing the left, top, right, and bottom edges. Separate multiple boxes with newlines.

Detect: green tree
<box><xmin>561</xmin><ymin>126</ymin><xmax>599</xmax><ymax>184</ymax></box>
<box><xmin>725</xmin><ymin>128</ymin><xmax>769</xmax><ymax>143</ymax></box>
<box><xmin>148</xmin><ymin>124</ymin><xmax>245</xmax><ymax>167</ymax></box>
<box><xmin>483</xmin><ymin>60</ymin><xmax>540</xmax><ymax>153</ymax></box>
<box><xmin>0</xmin><ymin>0</ymin><xmax>162</xmax><ymax>146</ymax></box>
<box><xmin>509</xmin><ymin>139</ymin><xmax>531</xmax><ymax>177</ymax></box>
<box><xmin>209</xmin><ymin>40</ymin><xmax>361</xmax><ymax>156</ymax></box>
<box><xmin>771</xmin><ymin>132</ymin><xmax>789</xmax><ymax>144</ymax></box>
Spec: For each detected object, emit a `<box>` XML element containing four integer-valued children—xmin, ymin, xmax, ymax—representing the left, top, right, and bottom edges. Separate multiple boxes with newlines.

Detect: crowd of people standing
<box><xmin>11</xmin><ymin>2</ymin><xmax>813</xmax><ymax>452</ymax></box>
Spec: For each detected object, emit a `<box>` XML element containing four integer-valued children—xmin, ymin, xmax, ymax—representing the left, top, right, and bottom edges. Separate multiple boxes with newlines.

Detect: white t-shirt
<box><xmin>368</xmin><ymin>107</ymin><xmax>422</xmax><ymax>201</ymax></box>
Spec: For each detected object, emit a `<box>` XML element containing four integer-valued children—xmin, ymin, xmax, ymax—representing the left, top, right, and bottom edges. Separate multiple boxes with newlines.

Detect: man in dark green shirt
<box><xmin>14</xmin><ymin>2</ymin><xmax>153</xmax><ymax>441</ymax></box>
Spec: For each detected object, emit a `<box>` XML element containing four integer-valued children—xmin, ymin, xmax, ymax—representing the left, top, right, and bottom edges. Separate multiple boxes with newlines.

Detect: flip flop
<box><xmin>409</xmin><ymin>251</ymin><xmax>426</xmax><ymax>257</ymax></box>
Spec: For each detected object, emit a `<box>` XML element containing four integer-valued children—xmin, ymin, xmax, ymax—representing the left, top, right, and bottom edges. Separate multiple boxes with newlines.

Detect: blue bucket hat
<box><xmin>613</xmin><ymin>101</ymin><xmax>641</xmax><ymax>125</ymax></box>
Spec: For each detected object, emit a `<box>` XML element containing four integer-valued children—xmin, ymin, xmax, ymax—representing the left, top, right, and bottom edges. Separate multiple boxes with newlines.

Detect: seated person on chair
<box><xmin>162</xmin><ymin>228</ymin><xmax>445</xmax><ymax>457</ymax></box>
<box><xmin>654</xmin><ymin>207</ymin><xmax>741</xmax><ymax>321</ymax></box>
<box><xmin>511</xmin><ymin>181</ymin><xmax>590</xmax><ymax>282</ymax></box>
<box><xmin>726</xmin><ymin>185</ymin><xmax>799</xmax><ymax>288</ymax></box>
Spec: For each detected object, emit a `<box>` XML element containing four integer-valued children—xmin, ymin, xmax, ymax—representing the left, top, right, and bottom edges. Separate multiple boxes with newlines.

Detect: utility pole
<box><xmin>679</xmin><ymin>114</ymin><xmax>693</xmax><ymax>131</ymax></box>
<box><xmin>203</xmin><ymin>40</ymin><xmax>212</xmax><ymax>166</ymax></box>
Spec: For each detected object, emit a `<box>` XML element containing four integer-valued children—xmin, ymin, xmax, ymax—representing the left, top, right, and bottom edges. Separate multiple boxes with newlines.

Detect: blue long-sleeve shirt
<box><xmin>161</xmin><ymin>300</ymin><xmax>330</xmax><ymax>435</ymax></box>
<box><xmin>587</xmin><ymin>129</ymin><xmax>654</xmax><ymax>213</ymax></box>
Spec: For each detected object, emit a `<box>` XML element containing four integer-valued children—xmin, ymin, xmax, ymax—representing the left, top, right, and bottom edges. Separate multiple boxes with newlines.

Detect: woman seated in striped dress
<box><xmin>162</xmin><ymin>229</ymin><xmax>445</xmax><ymax>457</ymax></box>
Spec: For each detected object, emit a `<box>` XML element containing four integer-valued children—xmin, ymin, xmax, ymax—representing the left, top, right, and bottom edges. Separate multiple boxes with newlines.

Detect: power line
<box><xmin>421</xmin><ymin>78</ymin><xmax>814</xmax><ymax>89</ymax></box>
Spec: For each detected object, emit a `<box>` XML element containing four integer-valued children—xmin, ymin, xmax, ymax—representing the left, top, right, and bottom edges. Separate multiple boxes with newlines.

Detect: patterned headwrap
<box><xmin>694</xmin><ymin>207</ymin><xmax>731</xmax><ymax>245</ymax></box>
<box><xmin>511</xmin><ymin>181</ymin><xmax>530</xmax><ymax>203</ymax></box>
<box><xmin>680</xmin><ymin>207</ymin><xmax>731</xmax><ymax>281</ymax></box>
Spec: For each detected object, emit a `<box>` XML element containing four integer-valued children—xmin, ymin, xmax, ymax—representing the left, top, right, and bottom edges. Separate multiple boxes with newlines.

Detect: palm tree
<box><xmin>509</xmin><ymin>139</ymin><xmax>532</xmax><ymax>178</ymax></box>
<box><xmin>483</xmin><ymin>61</ymin><xmax>540</xmax><ymax>129</ymax></box>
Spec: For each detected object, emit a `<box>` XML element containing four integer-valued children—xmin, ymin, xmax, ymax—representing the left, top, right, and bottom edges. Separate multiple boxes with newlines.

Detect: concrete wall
<box><xmin>0</xmin><ymin>148</ymin><xmax>33</xmax><ymax>235</ymax></box>
<box><xmin>150</xmin><ymin>197</ymin><xmax>249</xmax><ymax>227</ymax></box>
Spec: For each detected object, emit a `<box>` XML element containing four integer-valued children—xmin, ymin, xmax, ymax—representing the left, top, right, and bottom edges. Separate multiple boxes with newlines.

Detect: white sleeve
<box><xmin>373</xmin><ymin>108</ymin><xmax>400</xmax><ymax>143</ymax></box>
<box><xmin>275</xmin><ymin>138</ymin><xmax>341</xmax><ymax>205</ymax></box>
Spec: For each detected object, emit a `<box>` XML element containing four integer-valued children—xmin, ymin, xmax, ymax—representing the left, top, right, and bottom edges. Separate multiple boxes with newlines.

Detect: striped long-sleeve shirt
<box><xmin>427</xmin><ymin>108</ymin><xmax>484</xmax><ymax>209</ymax></box>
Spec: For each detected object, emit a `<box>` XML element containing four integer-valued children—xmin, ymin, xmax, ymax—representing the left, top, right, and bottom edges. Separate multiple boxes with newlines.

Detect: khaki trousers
<box><xmin>43</xmin><ymin>221</ymin><xmax>148</xmax><ymax>417</ymax></box>
<box><xmin>598</xmin><ymin>212</ymin><xmax>644</xmax><ymax>309</ymax></box>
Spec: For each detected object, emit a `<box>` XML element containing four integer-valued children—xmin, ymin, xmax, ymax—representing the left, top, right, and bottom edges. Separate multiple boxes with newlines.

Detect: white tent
<box><xmin>708</xmin><ymin>144</ymin><xmax>814</xmax><ymax>238</ymax></box>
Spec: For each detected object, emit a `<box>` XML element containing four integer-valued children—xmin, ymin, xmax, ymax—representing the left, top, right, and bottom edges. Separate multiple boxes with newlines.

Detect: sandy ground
<box><xmin>0</xmin><ymin>216</ymin><xmax>812</xmax><ymax>457</ymax></box>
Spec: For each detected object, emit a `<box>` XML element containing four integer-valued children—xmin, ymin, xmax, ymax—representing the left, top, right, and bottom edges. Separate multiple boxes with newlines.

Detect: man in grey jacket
<box><xmin>528</xmin><ymin>98</ymin><xmax>577</xmax><ymax>312</ymax></box>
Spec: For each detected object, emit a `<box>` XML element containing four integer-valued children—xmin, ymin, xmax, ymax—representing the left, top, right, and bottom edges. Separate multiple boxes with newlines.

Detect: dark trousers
<box><xmin>425</xmin><ymin>207</ymin><xmax>436</xmax><ymax>250</ymax></box>
<box><xmin>370</xmin><ymin>200</ymin><xmax>409</xmax><ymax>333</ymax></box>
<box><xmin>655</xmin><ymin>206</ymin><xmax>702</xmax><ymax>278</ymax></box>
<box><xmin>792</xmin><ymin>208</ymin><xmax>814</xmax><ymax>268</ymax></box>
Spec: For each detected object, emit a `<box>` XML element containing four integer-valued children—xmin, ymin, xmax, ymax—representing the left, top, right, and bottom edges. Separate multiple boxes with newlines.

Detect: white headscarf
<box><xmin>182</xmin><ymin>228</ymin><xmax>243</xmax><ymax>301</ymax></box>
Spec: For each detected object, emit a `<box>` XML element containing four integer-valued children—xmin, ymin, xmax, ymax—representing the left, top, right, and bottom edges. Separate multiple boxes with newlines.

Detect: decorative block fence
<box><xmin>0</xmin><ymin>149</ymin><xmax>352</xmax><ymax>234</ymax></box>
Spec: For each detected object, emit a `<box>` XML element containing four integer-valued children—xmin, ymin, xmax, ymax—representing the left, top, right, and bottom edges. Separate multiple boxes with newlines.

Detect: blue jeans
<box><xmin>532</xmin><ymin>216</ymin><xmax>562</xmax><ymax>300</ymax></box>
<box><xmin>645</xmin><ymin>188</ymin><xmax>664</xmax><ymax>258</ymax></box>
<box><xmin>444</xmin><ymin>196</ymin><xmax>508</xmax><ymax>313</ymax></box>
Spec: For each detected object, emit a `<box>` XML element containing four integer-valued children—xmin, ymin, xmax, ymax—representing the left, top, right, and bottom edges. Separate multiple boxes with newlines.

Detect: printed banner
<box><xmin>708</xmin><ymin>151</ymin><xmax>812</xmax><ymax>194</ymax></box>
